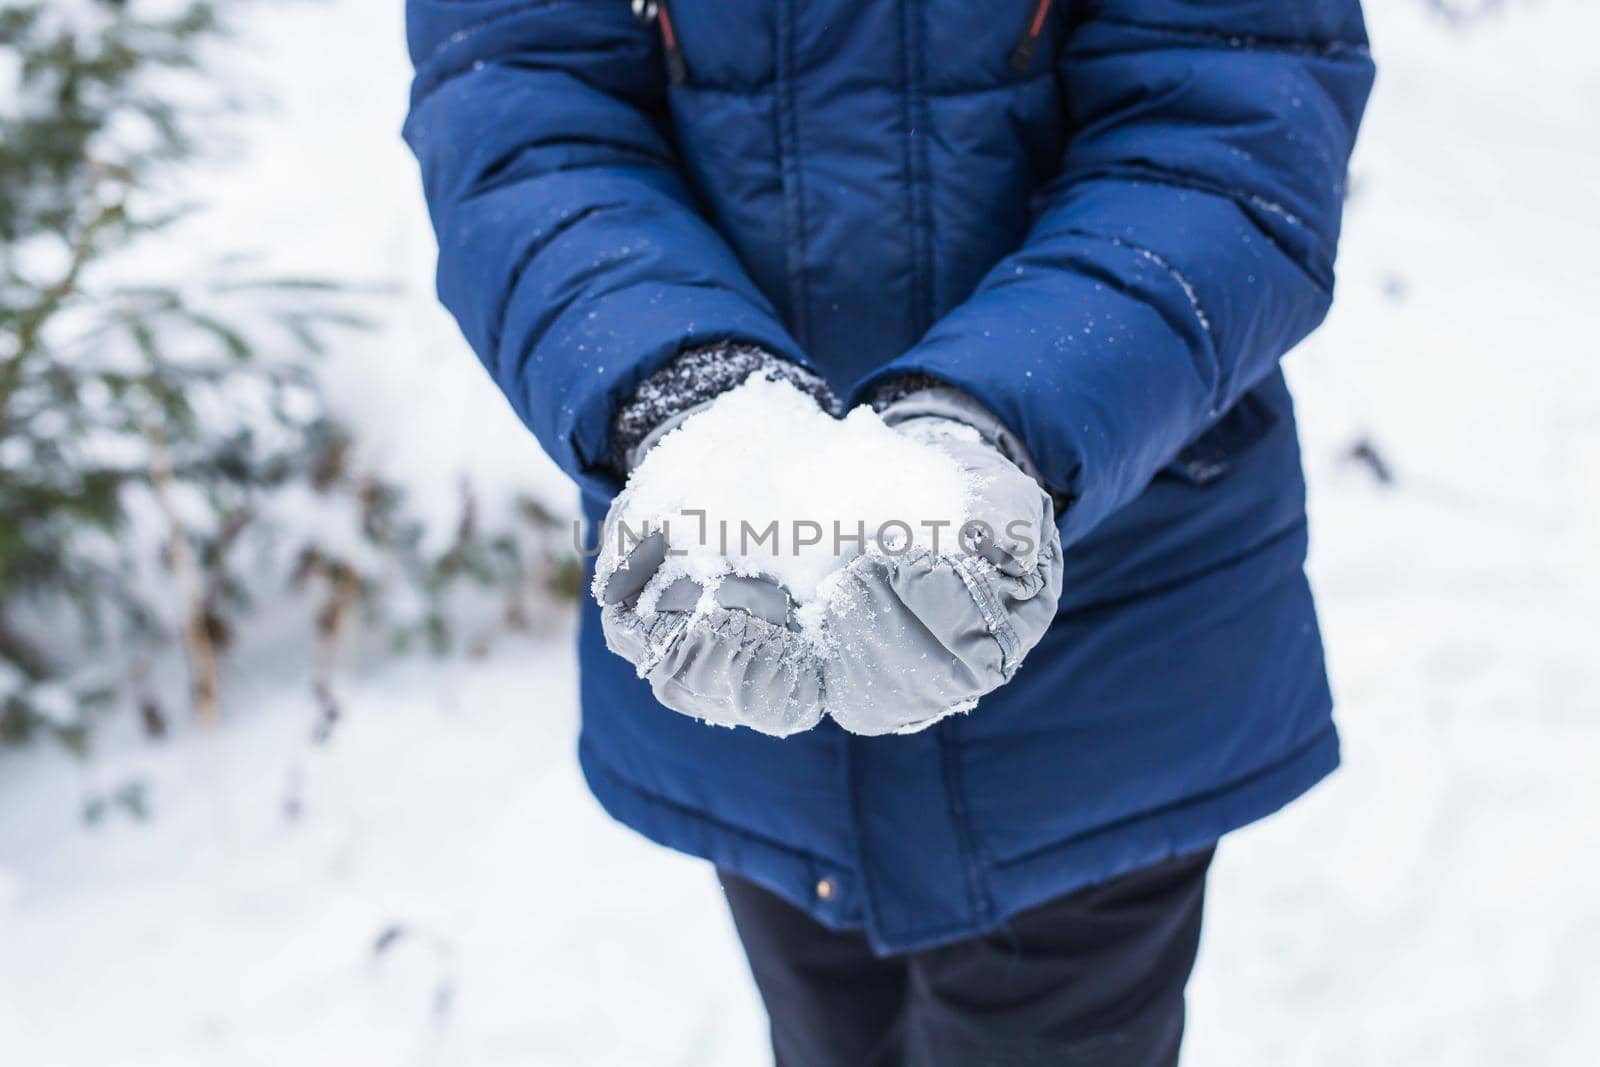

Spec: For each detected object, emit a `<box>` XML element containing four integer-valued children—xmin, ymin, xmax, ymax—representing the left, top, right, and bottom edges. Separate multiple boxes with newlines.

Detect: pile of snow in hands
<box><xmin>600</xmin><ymin>375</ymin><xmax>977</xmax><ymax>636</ymax></box>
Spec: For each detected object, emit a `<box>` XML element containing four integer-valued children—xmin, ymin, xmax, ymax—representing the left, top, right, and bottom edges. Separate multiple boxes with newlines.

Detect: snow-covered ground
<box><xmin>3</xmin><ymin>2</ymin><xmax>1599</xmax><ymax>1064</ymax></box>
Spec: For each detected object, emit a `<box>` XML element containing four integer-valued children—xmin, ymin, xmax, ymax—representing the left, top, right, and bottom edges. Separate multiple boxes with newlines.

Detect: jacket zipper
<box><xmin>1009</xmin><ymin>0</ymin><xmax>1053</xmax><ymax>73</ymax></box>
<box><xmin>634</xmin><ymin>0</ymin><xmax>688</xmax><ymax>85</ymax></box>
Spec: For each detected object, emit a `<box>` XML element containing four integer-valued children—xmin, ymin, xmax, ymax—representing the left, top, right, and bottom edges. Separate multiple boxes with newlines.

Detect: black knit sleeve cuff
<box><xmin>609</xmin><ymin>343</ymin><xmax>836</xmax><ymax>472</ymax></box>
<box><xmin>865</xmin><ymin>372</ymin><xmax>952</xmax><ymax>413</ymax></box>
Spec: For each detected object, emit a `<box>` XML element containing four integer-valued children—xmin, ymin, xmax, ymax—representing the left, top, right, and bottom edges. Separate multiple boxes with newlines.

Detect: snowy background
<box><xmin>3</xmin><ymin>1</ymin><xmax>1599</xmax><ymax>1064</ymax></box>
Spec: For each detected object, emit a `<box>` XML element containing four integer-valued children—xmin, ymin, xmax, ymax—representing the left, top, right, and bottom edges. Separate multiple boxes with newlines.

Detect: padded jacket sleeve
<box><xmin>403</xmin><ymin>0</ymin><xmax>807</xmax><ymax>499</ymax></box>
<box><xmin>856</xmin><ymin>0</ymin><xmax>1375</xmax><ymax>545</ymax></box>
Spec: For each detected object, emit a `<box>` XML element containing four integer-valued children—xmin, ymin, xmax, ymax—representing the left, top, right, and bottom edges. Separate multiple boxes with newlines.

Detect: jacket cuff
<box><xmin>610</xmin><ymin>343</ymin><xmax>836</xmax><ymax>472</ymax></box>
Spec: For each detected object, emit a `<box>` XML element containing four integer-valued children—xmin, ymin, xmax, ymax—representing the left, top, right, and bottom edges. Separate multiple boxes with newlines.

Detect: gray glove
<box><xmin>817</xmin><ymin>389</ymin><xmax>1063</xmax><ymax>736</ymax></box>
<box><xmin>594</xmin><ymin>347</ymin><xmax>832</xmax><ymax>737</ymax></box>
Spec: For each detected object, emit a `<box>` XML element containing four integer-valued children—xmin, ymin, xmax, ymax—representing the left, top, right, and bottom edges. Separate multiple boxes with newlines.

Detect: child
<box><xmin>404</xmin><ymin>1</ymin><xmax>1373</xmax><ymax>1062</ymax></box>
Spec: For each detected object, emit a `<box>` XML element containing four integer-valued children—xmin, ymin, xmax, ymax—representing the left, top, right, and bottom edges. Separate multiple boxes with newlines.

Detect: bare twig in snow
<box><xmin>144</xmin><ymin>422</ymin><xmax>222</xmax><ymax>724</ymax></box>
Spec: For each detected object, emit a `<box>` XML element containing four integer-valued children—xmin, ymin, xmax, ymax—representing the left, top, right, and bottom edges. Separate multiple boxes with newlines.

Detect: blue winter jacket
<box><xmin>404</xmin><ymin>0</ymin><xmax>1374</xmax><ymax>953</ymax></box>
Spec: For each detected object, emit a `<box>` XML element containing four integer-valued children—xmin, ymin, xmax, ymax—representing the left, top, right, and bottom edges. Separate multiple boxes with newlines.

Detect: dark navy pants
<box><xmin>720</xmin><ymin>849</ymin><xmax>1213</xmax><ymax>1067</ymax></box>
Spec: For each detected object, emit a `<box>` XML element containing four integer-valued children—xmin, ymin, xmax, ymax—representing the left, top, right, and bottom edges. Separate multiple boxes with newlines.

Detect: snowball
<box><xmin>606</xmin><ymin>374</ymin><xmax>973</xmax><ymax>626</ymax></box>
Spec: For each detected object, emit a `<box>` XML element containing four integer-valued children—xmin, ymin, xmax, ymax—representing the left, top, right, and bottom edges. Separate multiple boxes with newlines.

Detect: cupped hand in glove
<box><xmin>593</xmin><ymin>348</ymin><xmax>834</xmax><ymax>738</ymax></box>
<box><xmin>816</xmin><ymin>389</ymin><xmax>1063</xmax><ymax>736</ymax></box>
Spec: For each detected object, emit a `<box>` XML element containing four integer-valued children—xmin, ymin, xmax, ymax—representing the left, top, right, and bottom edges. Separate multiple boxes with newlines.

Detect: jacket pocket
<box><xmin>1161</xmin><ymin>392</ymin><xmax>1279</xmax><ymax>486</ymax></box>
